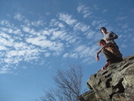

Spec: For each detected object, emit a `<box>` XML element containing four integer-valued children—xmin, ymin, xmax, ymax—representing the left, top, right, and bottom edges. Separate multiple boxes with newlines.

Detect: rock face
<box><xmin>86</xmin><ymin>55</ymin><xmax>134</xmax><ymax>101</ymax></box>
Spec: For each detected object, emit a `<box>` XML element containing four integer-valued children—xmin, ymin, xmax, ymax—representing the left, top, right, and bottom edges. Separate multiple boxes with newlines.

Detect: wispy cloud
<box><xmin>0</xmin><ymin>20</ymin><xmax>15</xmax><ymax>28</ymax></box>
<box><xmin>14</xmin><ymin>13</ymin><xmax>24</xmax><ymax>21</ymax></box>
<box><xmin>58</xmin><ymin>13</ymin><xmax>77</xmax><ymax>25</ymax></box>
<box><xmin>115</xmin><ymin>16</ymin><xmax>127</xmax><ymax>21</ymax></box>
<box><xmin>0</xmin><ymin>13</ymin><xmax>69</xmax><ymax>74</ymax></box>
<box><xmin>50</xmin><ymin>19</ymin><xmax>65</xmax><ymax>28</ymax></box>
<box><xmin>73</xmin><ymin>22</ymin><xmax>90</xmax><ymax>32</ymax></box>
<box><xmin>77</xmin><ymin>4</ymin><xmax>92</xmax><ymax>18</ymax></box>
<box><xmin>0</xmin><ymin>67</ymin><xmax>12</xmax><ymax>74</ymax></box>
<box><xmin>14</xmin><ymin>13</ymin><xmax>45</xmax><ymax>27</ymax></box>
<box><xmin>102</xmin><ymin>9</ymin><xmax>108</xmax><ymax>13</ymax></box>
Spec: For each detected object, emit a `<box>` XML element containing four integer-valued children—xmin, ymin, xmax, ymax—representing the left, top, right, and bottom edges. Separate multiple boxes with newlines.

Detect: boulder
<box><xmin>86</xmin><ymin>55</ymin><xmax>134</xmax><ymax>101</ymax></box>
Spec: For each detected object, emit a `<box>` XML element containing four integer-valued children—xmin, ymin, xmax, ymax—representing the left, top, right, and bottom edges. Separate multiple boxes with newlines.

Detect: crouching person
<box><xmin>95</xmin><ymin>39</ymin><xmax>123</xmax><ymax>71</ymax></box>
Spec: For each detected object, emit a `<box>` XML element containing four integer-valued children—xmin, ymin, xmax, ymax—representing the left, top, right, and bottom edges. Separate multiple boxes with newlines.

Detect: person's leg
<box><xmin>102</xmin><ymin>49</ymin><xmax>122</xmax><ymax>63</ymax></box>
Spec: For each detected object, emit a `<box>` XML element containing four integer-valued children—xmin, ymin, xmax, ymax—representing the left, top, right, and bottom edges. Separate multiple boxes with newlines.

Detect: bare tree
<box><xmin>41</xmin><ymin>65</ymin><xmax>82</xmax><ymax>101</ymax></box>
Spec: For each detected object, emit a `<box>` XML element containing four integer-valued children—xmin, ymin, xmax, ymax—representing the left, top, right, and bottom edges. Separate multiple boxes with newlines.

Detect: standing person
<box><xmin>95</xmin><ymin>39</ymin><xmax>123</xmax><ymax>71</ymax></box>
<box><xmin>100</xmin><ymin>27</ymin><xmax>119</xmax><ymax>48</ymax></box>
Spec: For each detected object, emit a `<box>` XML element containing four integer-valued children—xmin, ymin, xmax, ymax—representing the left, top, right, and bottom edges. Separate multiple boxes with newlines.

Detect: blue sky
<box><xmin>0</xmin><ymin>0</ymin><xmax>134</xmax><ymax>101</ymax></box>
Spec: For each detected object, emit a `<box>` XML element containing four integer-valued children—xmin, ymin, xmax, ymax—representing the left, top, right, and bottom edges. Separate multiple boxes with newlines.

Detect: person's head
<box><xmin>98</xmin><ymin>39</ymin><xmax>106</xmax><ymax>46</ymax></box>
<box><xmin>100</xmin><ymin>27</ymin><xmax>107</xmax><ymax>34</ymax></box>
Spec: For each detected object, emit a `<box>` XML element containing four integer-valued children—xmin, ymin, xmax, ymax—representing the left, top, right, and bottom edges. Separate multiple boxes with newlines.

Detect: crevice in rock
<box><xmin>102</xmin><ymin>71</ymin><xmax>108</xmax><ymax>75</ymax></box>
<box><xmin>106</xmin><ymin>78</ymin><xmax>112</xmax><ymax>88</ymax></box>
<box><xmin>128</xmin><ymin>56</ymin><xmax>134</xmax><ymax>60</ymax></box>
<box><xmin>119</xmin><ymin>63</ymin><xmax>133</xmax><ymax>71</ymax></box>
<box><xmin>105</xmin><ymin>73</ymin><xmax>112</xmax><ymax>78</ymax></box>
<box><xmin>110</xmin><ymin>79</ymin><xmax>124</xmax><ymax>99</ymax></box>
<box><xmin>115</xmin><ymin>79</ymin><xmax>124</xmax><ymax>93</ymax></box>
<box><xmin>94</xmin><ymin>74</ymin><xmax>97</xmax><ymax>77</ymax></box>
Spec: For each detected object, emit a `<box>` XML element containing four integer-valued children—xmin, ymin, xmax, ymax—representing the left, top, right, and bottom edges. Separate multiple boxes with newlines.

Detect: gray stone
<box><xmin>85</xmin><ymin>55</ymin><xmax>134</xmax><ymax>101</ymax></box>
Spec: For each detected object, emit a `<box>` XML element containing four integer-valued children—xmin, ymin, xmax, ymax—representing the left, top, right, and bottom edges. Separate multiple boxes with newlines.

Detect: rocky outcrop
<box><xmin>85</xmin><ymin>55</ymin><xmax>134</xmax><ymax>101</ymax></box>
<box><xmin>78</xmin><ymin>90</ymin><xmax>96</xmax><ymax>101</ymax></box>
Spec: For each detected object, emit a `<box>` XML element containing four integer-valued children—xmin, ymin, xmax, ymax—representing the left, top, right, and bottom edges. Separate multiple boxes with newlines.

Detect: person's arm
<box><xmin>95</xmin><ymin>43</ymin><xmax>111</xmax><ymax>61</ymax></box>
<box><xmin>95</xmin><ymin>48</ymin><xmax>102</xmax><ymax>61</ymax></box>
<box><xmin>106</xmin><ymin>32</ymin><xmax>118</xmax><ymax>41</ymax></box>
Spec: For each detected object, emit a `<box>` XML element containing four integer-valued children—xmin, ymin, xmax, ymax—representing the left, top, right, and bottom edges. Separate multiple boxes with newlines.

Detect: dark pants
<box><xmin>102</xmin><ymin>49</ymin><xmax>123</xmax><ymax>64</ymax></box>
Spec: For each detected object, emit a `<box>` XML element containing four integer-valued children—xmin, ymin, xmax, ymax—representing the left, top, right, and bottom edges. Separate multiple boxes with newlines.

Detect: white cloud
<box><xmin>14</xmin><ymin>13</ymin><xmax>44</xmax><ymax>27</ymax></box>
<box><xmin>88</xmin><ymin>45</ymin><xmax>99</xmax><ymax>56</ymax></box>
<box><xmin>73</xmin><ymin>22</ymin><xmax>90</xmax><ymax>32</ymax></box>
<box><xmin>74</xmin><ymin>45</ymin><xmax>91</xmax><ymax>58</ymax></box>
<box><xmin>63</xmin><ymin>43</ymin><xmax>99</xmax><ymax>61</ymax></box>
<box><xmin>50</xmin><ymin>19</ymin><xmax>65</xmax><ymax>28</ymax></box>
<box><xmin>0</xmin><ymin>45</ymin><xmax>7</xmax><ymax>50</ymax></box>
<box><xmin>14</xmin><ymin>13</ymin><xmax>24</xmax><ymax>21</ymax></box>
<box><xmin>115</xmin><ymin>16</ymin><xmax>127</xmax><ymax>21</ymax></box>
<box><xmin>63</xmin><ymin>53</ymin><xmax>69</xmax><ymax>58</ymax></box>
<box><xmin>22</xmin><ymin>66</ymin><xmax>27</xmax><ymax>69</ymax></box>
<box><xmin>13</xmin><ymin>42</ymin><xmax>26</xmax><ymax>50</ymax></box>
<box><xmin>92</xmin><ymin>20</ymin><xmax>100</xmax><ymax>26</ymax></box>
<box><xmin>3</xmin><ymin>48</ymin><xmax>40</xmax><ymax>65</ymax></box>
<box><xmin>51</xmin><ymin>30</ymin><xmax>64</xmax><ymax>40</ymax></box>
<box><xmin>26</xmin><ymin>36</ymin><xmax>48</xmax><ymax>46</ymax></box>
<box><xmin>75</xmin><ymin>45</ymin><xmax>86</xmax><ymax>53</ymax></box>
<box><xmin>70</xmin><ymin>53</ymin><xmax>78</xmax><ymax>58</ymax></box>
<box><xmin>0</xmin><ymin>31</ymin><xmax>11</xmax><ymax>38</ymax></box>
<box><xmin>0</xmin><ymin>27</ymin><xmax>21</xmax><ymax>35</ymax></box>
<box><xmin>58</xmin><ymin>23</ymin><xmax>65</xmax><ymax>28</ymax></box>
<box><xmin>49</xmin><ymin>27</ymin><xmax>78</xmax><ymax>44</ymax></box>
<box><xmin>74</xmin><ymin>44</ymin><xmax>97</xmax><ymax>58</ymax></box>
<box><xmin>62</xmin><ymin>34</ymin><xmax>77</xmax><ymax>44</ymax></box>
<box><xmin>4</xmin><ymin>57</ymin><xmax>20</xmax><ymax>64</ymax></box>
<box><xmin>77</xmin><ymin>4</ymin><xmax>92</xmax><ymax>18</ymax></box>
<box><xmin>0</xmin><ymin>36</ymin><xmax>13</xmax><ymax>47</ymax></box>
<box><xmin>49</xmin><ymin>42</ymin><xmax>64</xmax><ymax>52</ymax></box>
<box><xmin>93</xmin><ymin>4</ymin><xmax>99</xmax><ymax>10</ymax></box>
<box><xmin>40</xmin><ymin>30</ymin><xmax>50</xmax><ymax>36</ymax></box>
<box><xmin>31</xmin><ymin>20</ymin><xmax>44</xmax><ymax>27</ymax></box>
<box><xmin>0</xmin><ymin>20</ymin><xmax>14</xmax><ymax>28</ymax></box>
<box><xmin>77</xmin><ymin>4</ymin><xmax>84</xmax><ymax>13</ymax></box>
<box><xmin>44</xmin><ymin>52</ymin><xmax>51</xmax><ymax>57</ymax></box>
<box><xmin>58</xmin><ymin>13</ymin><xmax>77</xmax><ymax>25</ymax></box>
<box><xmin>50</xmin><ymin>30</ymin><xmax>76</xmax><ymax>44</ymax></box>
<box><xmin>6</xmin><ymin>51</ymin><xmax>19</xmax><ymax>58</ymax></box>
<box><xmin>21</xmin><ymin>25</ymin><xmax>41</xmax><ymax>36</ymax></box>
<box><xmin>0</xmin><ymin>67</ymin><xmax>12</xmax><ymax>74</ymax></box>
<box><xmin>102</xmin><ymin>9</ymin><xmax>108</xmax><ymax>13</ymax></box>
<box><xmin>26</xmin><ymin>36</ymin><xmax>64</xmax><ymax>54</ymax></box>
<box><xmin>80</xmin><ymin>47</ymin><xmax>90</xmax><ymax>57</ymax></box>
<box><xmin>85</xmin><ymin>30</ymin><xmax>95</xmax><ymax>39</ymax></box>
<box><xmin>24</xmin><ymin>19</ymin><xmax>31</xmax><ymax>26</ymax></box>
<box><xmin>22</xmin><ymin>26</ymin><xmax>31</xmax><ymax>33</ymax></box>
